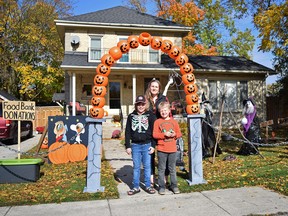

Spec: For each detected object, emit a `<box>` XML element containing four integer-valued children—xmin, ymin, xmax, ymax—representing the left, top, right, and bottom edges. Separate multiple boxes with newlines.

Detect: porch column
<box><xmin>72</xmin><ymin>72</ymin><xmax>76</xmax><ymax>116</ymax></box>
<box><xmin>132</xmin><ymin>74</ymin><xmax>136</xmax><ymax>103</ymax></box>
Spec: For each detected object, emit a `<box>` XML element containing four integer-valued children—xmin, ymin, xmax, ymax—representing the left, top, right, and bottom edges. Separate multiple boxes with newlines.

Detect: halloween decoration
<box><xmin>117</xmin><ymin>40</ymin><xmax>130</xmax><ymax>53</ymax></box>
<box><xmin>175</xmin><ymin>53</ymin><xmax>189</xmax><ymax>66</ymax></box>
<box><xmin>138</xmin><ymin>32</ymin><xmax>151</xmax><ymax>46</ymax></box>
<box><xmin>168</xmin><ymin>45</ymin><xmax>181</xmax><ymax>59</ymax></box>
<box><xmin>151</xmin><ymin>36</ymin><xmax>162</xmax><ymax>50</ymax></box>
<box><xmin>90</xmin><ymin>107</ymin><xmax>105</xmax><ymax>118</ymax></box>
<box><xmin>180</xmin><ymin>63</ymin><xmax>194</xmax><ymax>75</ymax></box>
<box><xmin>182</xmin><ymin>73</ymin><xmax>195</xmax><ymax>85</ymax></box>
<box><xmin>200</xmin><ymin>93</ymin><xmax>222</xmax><ymax>158</ymax></box>
<box><xmin>184</xmin><ymin>83</ymin><xmax>198</xmax><ymax>95</ymax></box>
<box><xmin>186</xmin><ymin>103</ymin><xmax>200</xmax><ymax>114</ymax></box>
<box><xmin>94</xmin><ymin>74</ymin><xmax>108</xmax><ymax>86</ymax></box>
<box><xmin>101</xmin><ymin>54</ymin><xmax>115</xmax><ymax>66</ymax></box>
<box><xmin>237</xmin><ymin>98</ymin><xmax>262</xmax><ymax>155</ymax></box>
<box><xmin>160</xmin><ymin>39</ymin><xmax>173</xmax><ymax>53</ymax></box>
<box><xmin>67</xmin><ymin>143</ymin><xmax>87</xmax><ymax>162</ymax></box>
<box><xmin>48</xmin><ymin>141</ymin><xmax>70</xmax><ymax>164</ymax></box>
<box><xmin>109</xmin><ymin>46</ymin><xmax>122</xmax><ymax>60</ymax></box>
<box><xmin>127</xmin><ymin>35</ymin><xmax>139</xmax><ymax>49</ymax></box>
<box><xmin>186</xmin><ymin>93</ymin><xmax>199</xmax><ymax>104</ymax></box>
<box><xmin>91</xmin><ymin>96</ymin><xmax>105</xmax><ymax>108</ymax></box>
<box><xmin>91</xmin><ymin>32</ymin><xmax>200</xmax><ymax>118</ymax></box>
<box><xmin>92</xmin><ymin>86</ymin><xmax>107</xmax><ymax>97</ymax></box>
<box><xmin>96</xmin><ymin>63</ymin><xmax>111</xmax><ymax>77</ymax></box>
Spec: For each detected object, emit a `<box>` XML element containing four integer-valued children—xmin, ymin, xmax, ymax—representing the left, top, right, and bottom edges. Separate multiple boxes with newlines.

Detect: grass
<box><xmin>0</xmin><ymin>124</ymin><xmax>287</xmax><ymax>207</ymax></box>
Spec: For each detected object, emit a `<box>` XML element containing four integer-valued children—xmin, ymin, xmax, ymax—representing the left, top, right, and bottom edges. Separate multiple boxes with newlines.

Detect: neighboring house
<box><xmin>55</xmin><ymin>6</ymin><xmax>276</xmax><ymax>126</ymax></box>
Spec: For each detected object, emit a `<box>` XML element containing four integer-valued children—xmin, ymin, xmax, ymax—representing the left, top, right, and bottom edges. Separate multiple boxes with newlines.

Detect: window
<box><xmin>81</xmin><ymin>84</ymin><xmax>92</xmax><ymax>99</ymax></box>
<box><xmin>90</xmin><ymin>37</ymin><xmax>101</xmax><ymax>60</ymax></box>
<box><xmin>109</xmin><ymin>82</ymin><xmax>121</xmax><ymax>108</ymax></box>
<box><xmin>208</xmin><ymin>80</ymin><xmax>248</xmax><ymax>111</ymax></box>
<box><xmin>149</xmin><ymin>47</ymin><xmax>159</xmax><ymax>63</ymax></box>
<box><xmin>118</xmin><ymin>37</ymin><xmax>129</xmax><ymax>63</ymax></box>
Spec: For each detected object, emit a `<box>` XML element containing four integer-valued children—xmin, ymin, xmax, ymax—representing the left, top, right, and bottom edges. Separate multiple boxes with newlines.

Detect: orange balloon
<box><xmin>182</xmin><ymin>73</ymin><xmax>195</xmax><ymax>85</ymax></box>
<box><xmin>175</xmin><ymin>53</ymin><xmax>189</xmax><ymax>66</ymax></box>
<box><xmin>184</xmin><ymin>84</ymin><xmax>198</xmax><ymax>95</ymax></box>
<box><xmin>94</xmin><ymin>74</ymin><xmax>108</xmax><ymax>86</ymax></box>
<box><xmin>185</xmin><ymin>93</ymin><xmax>199</xmax><ymax>105</ymax></box>
<box><xmin>90</xmin><ymin>107</ymin><xmax>104</xmax><ymax>118</ymax></box>
<box><xmin>186</xmin><ymin>104</ymin><xmax>200</xmax><ymax>115</ymax></box>
<box><xmin>127</xmin><ymin>35</ymin><xmax>139</xmax><ymax>49</ymax></box>
<box><xmin>92</xmin><ymin>85</ymin><xmax>107</xmax><ymax>97</ymax></box>
<box><xmin>117</xmin><ymin>40</ymin><xmax>130</xmax><ymax>53</ymax></box>
<box><xmin>168</xmin><ymin>46</ymin><xmax>181</xmax><ymax>59</ymax></box>
<box><xmin>91</xmin><ymin>96</ymin><xmax>106</xmax><ymax>108</ymax></box>
<box><xmin>109</xmin><ymin>46</ymin><xmax>122</xmax><ymax>60</ymax></box>
<box><xmin>161</xmin><ymin>39</ymin><xmax>173</xmax><ymax>53</ymax></box>
<box><xmin>180</xmin><ymin>63</ymin><xmax>194</xmax><ymax>75</ymax></box>
<box><xmin>151</xmin><ymin>36</ymin><xmax>163</xmax><ymax>50</ymax></box>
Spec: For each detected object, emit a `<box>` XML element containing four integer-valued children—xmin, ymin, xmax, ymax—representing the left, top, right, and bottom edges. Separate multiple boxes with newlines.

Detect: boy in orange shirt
<box><xmin>153</xmin><ymin>101</ymin><xmax>182</xmax><ymax>195</ymax></box>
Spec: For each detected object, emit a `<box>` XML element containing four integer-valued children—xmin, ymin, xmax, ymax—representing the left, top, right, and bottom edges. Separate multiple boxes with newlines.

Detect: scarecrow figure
<box><xmin>201</xmin><ymin>93</ymin><xmax>222</xmax><ymax>158</ymax></box>
<box><xmin>237</xmin><ymin>97</ymin><xmax>262</xmax><ymax>155</ymax></box>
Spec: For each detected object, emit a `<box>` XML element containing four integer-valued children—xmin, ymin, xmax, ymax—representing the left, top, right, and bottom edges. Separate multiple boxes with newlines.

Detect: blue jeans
<box><xmin>131</xmin><ymin>143</ymin><xmax>152</xmax><ymax>189</ymax></box>
<box><xmin>158</xmin><ymin>151</ymin><xmax>177</xmax><ymax>190</ymax></box>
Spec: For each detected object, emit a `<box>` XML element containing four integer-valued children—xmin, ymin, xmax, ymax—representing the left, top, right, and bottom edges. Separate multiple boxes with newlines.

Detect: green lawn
<box><xmin>0</xmin><ymin>125</ymin><xmax>287</xmax><ymax>206</ymax></box>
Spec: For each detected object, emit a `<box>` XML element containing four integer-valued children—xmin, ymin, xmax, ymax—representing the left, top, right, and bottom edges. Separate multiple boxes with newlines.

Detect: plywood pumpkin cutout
<box><xmin>67</xmin><ymin>144</ymin><xmax>87</xmax><ymax>162</ymax></box>
<box><xmin>91</xmin><ymin>32</ymin><xmax>200</xmax><ymax>118</ymax></box>
<box><xmin>48</xmin><ymin>141</ymin><xmax>70</xmax><ymax>164</ymax></box>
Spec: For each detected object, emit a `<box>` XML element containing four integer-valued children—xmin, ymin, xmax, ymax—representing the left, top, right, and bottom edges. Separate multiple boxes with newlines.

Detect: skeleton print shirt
<box><xmin>125</xmin><ymin>110</ymin><xmax>156</xmax><ymax>149</ymax></box>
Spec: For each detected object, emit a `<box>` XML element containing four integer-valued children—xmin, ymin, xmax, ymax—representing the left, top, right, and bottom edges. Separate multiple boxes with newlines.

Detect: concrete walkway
<box><xmin>1</xmin><ymin>121</ymin><xmax>288</xmax><ymax>216</ymax></box>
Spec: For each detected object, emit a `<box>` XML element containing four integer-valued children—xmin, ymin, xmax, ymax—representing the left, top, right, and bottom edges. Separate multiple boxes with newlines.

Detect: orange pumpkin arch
<box><xmin>90</xmin><ymin>32</ymin><xmax>200</xmax><ymax>118</ymax></box>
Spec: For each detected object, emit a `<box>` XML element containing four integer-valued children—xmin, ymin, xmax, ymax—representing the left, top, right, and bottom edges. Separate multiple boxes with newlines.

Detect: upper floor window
<box><xmin>208</xmin><ymin>80</ymin><xmax>248</xmax><ymax>111</ymax></box>
<box><xmin>89</xmin><ymin>37</ymin><xmax>102</xmax><ymax>61</ymax></box>
<box><xmin>149</xmin><ymin>47</ymin><xmax>160</xmax><ymax>63</ymax></box>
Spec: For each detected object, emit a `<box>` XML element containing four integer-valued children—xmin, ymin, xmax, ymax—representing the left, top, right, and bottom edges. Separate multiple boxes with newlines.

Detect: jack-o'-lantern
<box><xmin>161</xmin><ymin>39</ymin><xmax>173</xmax><ymax>53</ymax></box>
<box><xmin>175</xmin><ymin>53</ymin><xmax>189</xmax><ymax>66</ymax></box>
<box><xmin>91</xmin><ymin>96</ymin><xmax>105</xmax><ymax>107</ymax></box>
<box><xmin>109</xmin><ymin>46</ymin><xmax>122</xmax><ymax>60</ymax></box>
<box><xmin>151</xmin><ymin>36</ymin><xmax>162</xmax><ymax>50</ymax></box>
<box><xmin>138</xmin><ymin>32</ymin><xmax>151</xmax><ymax>46</ymax></box>
<box><xmin>92</xmin><ymin>85</ymin><xmax>107</xmax><ymax>97</ymax></box>
<box><xmin>127</xmin><ymin>35</ymin><xmax>139</xmax><ymax>49</ymax></box>
<box><xmin>182</xmin><ymin>73</ymin><xmax>195</xmax><ymax>85</ymax></box>
<box><xmin>185</xmin><ymin>93</ymin><xmax>199</xmax><ymax>105</ymax></box>
<box><xmin>96</xmin><ymin>63</ymin><xmax>111</xmax><ymax>77</ymax></box>
<box><xmin>180</xmin><ymin>63</ymin><xmax>194</xmax><ymax>75</ymax></box>
<box><xmin>184</xmin><ymin>83</ymin><xmax>198</xmax><ymax>95</ymax></box>
<box><xmin>94</xmin><ymin>74</ymin><xmax>108</xmax><ymax>86</ymax></box>
<box><xmin>101</xmin><ymin>54</ymin><xmax>115</xmax><ymax>66</ymax></box>
<box><xmin>168</xmin><ymin>46</ymin><xmax>181</xmax><ymax>59</ymax></box>
<box><xmin>90</xmin><ymin>106</ymin><xmax>104</xmax><ymax>118</ymax></box>
<box><xmin>186</xmin><ymin>103</ymin><xmax>200</xmax><ymax>114</ymax></box>
<box><xmin>117</xmin><ymin>40</ymin><xmax>130</xmax><ymax>53</ymax></box>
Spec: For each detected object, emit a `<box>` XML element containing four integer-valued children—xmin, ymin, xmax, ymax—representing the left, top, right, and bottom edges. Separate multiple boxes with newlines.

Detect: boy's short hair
<box><xmin>158</xmin><ymin>101</ymin><xmax>170</xmax><ymax>111</ymax></box>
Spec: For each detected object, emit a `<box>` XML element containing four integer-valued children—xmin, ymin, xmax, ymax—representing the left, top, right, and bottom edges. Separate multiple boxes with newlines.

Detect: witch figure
<box><xmin>237</xmin><ymin>97</ymin><xmax>262</xmax><ymax>155</ymax></box>
<box><xmin>201</xmin><ymin>93</ymin><xmax>222</xmax><ymax>158</ymax></box>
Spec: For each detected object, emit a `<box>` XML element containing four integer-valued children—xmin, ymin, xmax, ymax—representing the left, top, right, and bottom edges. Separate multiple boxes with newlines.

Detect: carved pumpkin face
<box><xmin>101</xmin><ymin>54</ymin><xmax>115</xmax><ymax>66</ymax></box>
<box><xmin>168</xmin><ymin>46</ymin><xmax>181</xmax><ymax>59</ymax></box>
<box><xmin>138</xmin><ymin>32</ymin><xmax>151</xmax><ymax>46</ymax></box>
<box><xmin>175</xmin><ymin>53</ymin><xmax>189</xmax><ymax>66</ymax></box>
<box><xmin>96</xmin><ymin>63</ymin><xmax>111</xmax><ymax>77</ymax></box>
<box><xmin>180</xmin><ymin>63</ymin><xmax>194</xmax><ymax>75</ymax></box>
<box><xmin>127</xmin><ymin>35</ymin><xmax>139</xmax><ymax>49</ymax></box>
<box><xmin>91</xmin><ymin>96</ymin><xmax>105</xmax><ymax>107</ymax></box>
<box><xmin>182</xmin><ymin>73</ymin><xmax>195</xmax><ymax>85</ymax></box>
<box><xmin>161</xmin><ymin>39</ymin><xmax>173</xmax><ymax>53</ymax></box>
<box><xmin>185</xmin><ymin>93</ymin><xmax>199</xmax><ymax>105</ymax></box>
<box><xmin>109</xmin><ymin>46</ymin><xmax>122</xmax><ymax>60</ymax></box>
<box><xmin>94</xmin><ymin>75</ymin><xmax>108</xmax><ymax>86</ymax></box>
<box><xmin>184</xmin><ymin>84</ymin><xmax>198</xmax><ymax>95</ymax></box>
<box><xmin>151</xmin><ymin>36</ymin><xmax>162</xmax><ymax>50</ymax></box>
<box><xmin>92</xmin><ymin>86</ymin><xmax>107</xmax><ymax>97</ymax></box>
<box><xmin>117</xmin><ymin>40</ymin><xmax>130</xmax><ymax>53</ymax></box>
<box><xmin>186</xmin><ymin>103</ymin><xmax>200</xmax><ymax>114</ymax></box>
<box><xmin>90</xmin><ymin>107</ymin><xmax>104</xmax><ymax>118</ymax></box>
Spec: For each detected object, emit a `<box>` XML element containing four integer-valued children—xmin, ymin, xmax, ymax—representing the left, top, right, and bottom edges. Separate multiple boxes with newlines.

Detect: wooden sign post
<box><xmin>260</xmin><ymin>120</ymin><xmax>274</xmax><ymax>142</ymax></box>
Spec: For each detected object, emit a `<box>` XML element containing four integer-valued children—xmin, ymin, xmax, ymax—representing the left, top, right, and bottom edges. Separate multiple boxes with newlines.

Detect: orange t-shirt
<box><xmin>153</xmin><ymin>118</ymin><xmax>182</xmax><ymax>153</ymax></box>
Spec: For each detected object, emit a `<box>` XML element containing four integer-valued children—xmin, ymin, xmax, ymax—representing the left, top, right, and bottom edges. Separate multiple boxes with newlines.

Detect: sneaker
<box><xmin>127</xmin><ymin>188</ymin><xmax>140</xmax><ymax>196</ymax></box>
<box><xmin>158</xmin><ymin>188</ymin><xmax>165</xmax><ymax>195</ymax></box>
<box><xmin>172</xmin><ymin>187</ymin><xmax>180</xmax><ymax>194</ymax></box>
<box><xmin>145</xmin><ymin>187</ymin><xmax>156</xmax><ymax>194</ymax></box>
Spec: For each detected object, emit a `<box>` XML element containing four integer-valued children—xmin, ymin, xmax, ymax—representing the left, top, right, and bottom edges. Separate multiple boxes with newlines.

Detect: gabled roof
<box><xmin>61</xmin><ymin>51</ymin><xmax>275</xmax><ymax>74</ymax></box>
<box><xmin>59</xmin><ymin>6</ymin><xmax>186</xmax><ymax>28</ymax></box>
<box><xmin>0</xmin><ymin>90</ymin><xmax>19</xmax><ymax>101</ymax></box>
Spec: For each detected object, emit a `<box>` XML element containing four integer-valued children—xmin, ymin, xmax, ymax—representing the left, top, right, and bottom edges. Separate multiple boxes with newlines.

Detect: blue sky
<box><xmin>72</xmin><ymin>0</ymin><xmax>278</xmax><ymax>84</ymax></box>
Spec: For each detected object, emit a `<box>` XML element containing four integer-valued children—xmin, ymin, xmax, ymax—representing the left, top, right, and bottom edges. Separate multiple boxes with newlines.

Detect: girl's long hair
<box><xmin>145</xmin><ymin>78</ymin><xmax>162</xmax><ymax>110</ymax></box>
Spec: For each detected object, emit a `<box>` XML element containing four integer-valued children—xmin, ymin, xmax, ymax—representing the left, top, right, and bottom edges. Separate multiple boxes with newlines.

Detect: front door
<box><xmin>109</xmin><ymin>82</ymin><xmax>121</xmax><ymax>114</ymax></box>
